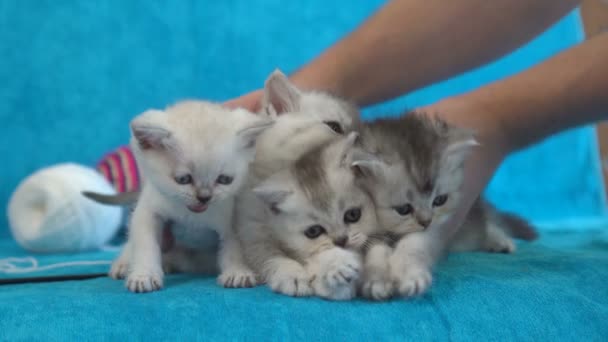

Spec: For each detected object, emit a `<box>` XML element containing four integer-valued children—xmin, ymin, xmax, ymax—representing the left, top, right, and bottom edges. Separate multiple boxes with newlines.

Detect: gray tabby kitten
<box><xmin>238</xmin><ymin>132</ymin><xmax>377</xmax><ymax>300</ymax></box>
<box><xmin>351</xmin><ymin>113</ymin><xmax>537</xmax><ymax>300</ymax></box>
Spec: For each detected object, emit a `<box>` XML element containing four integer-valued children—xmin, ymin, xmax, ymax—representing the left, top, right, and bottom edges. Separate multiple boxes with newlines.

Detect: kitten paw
<box><xmin>393</xmin><ymin>267</ymin><xmax>432</xmax><ymax>298</ymax></box>
<box><xmin>311</xmin><ymin>248</ymin><xmax>361</xmax><ymax>301</ymax></box>
<box><xmin>360</xmin><ymin>276</ymin><xmax>393</xmax><ymax>301</ymax></box>
<box><xmin>218</xmin><ymin>268</ymin><xmax>258</xmax><ymax>288</ymax></box>
<box><xmin>126</xmin><ymin>270</ymin><xmax>164</xmax><ymax>293</ymax></box>
<box><xmin>268</xmin><ymin>267</ymin><xmax>312</xmax><ymax>297</ymax></box>
<box><xmin>109</xmin><ymin>260</ymin><xmax>129</xmax><ymax>280</ymax></box>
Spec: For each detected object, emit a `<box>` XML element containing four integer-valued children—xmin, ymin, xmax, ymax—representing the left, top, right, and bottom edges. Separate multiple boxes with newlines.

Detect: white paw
<box><xmin>311</xmin><ymin>249</ymin><xmax>361</xmax><ymax>301</ymax></box>
<box><xmin>485</xmin><ymin>237</ymin><xmax>516</xmax><ymax>254</ymax></box>
<box><xmin>267</xmin><ymin>266</ymin><xmax>312</xmax><ymax>297</ymax></box>
<box><xmin>218</xmin><ymin>267</ymin><xmax>259</xmax><ymax>288</ymax></box>
<box><xmin>360</xmin><ymin>276</ymin><xmax>393</xmax><ymax>301</ymax></box>
<box><xmin>109</xmin><ymin>260</ymin><xmax>129</xmax><ymax>280</ymax></box>
<box><xmin>393</xmin><ymin>267</ymin><xmax>432</xmax><ymax>298</ymax></box>
<box><xmin>126</xmin><ymin>269</ymin><xmax>164</xmax><ymax>293</ymax></box>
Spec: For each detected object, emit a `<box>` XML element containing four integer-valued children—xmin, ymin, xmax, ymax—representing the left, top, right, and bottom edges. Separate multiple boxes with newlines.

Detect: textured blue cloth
<box><xmin>1</xmin><ymin>231</ymin><xmax>608</xmax><ymax>340</ymax></box>
<box><xmin>1</xmin><ymin>1</ymin><xmax>607</xmax><ymax>340</ymax></box>
<box><xmin>0</xmin><ymin>2</ymin><xmax>605</xmax><ymax>235</ymax></box>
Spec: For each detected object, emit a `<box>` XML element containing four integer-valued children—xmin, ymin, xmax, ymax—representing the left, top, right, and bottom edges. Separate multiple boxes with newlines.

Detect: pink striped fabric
<box><xmin>96</xmin><ymin>145</ymin><xmax>140</xmax><ymax>193</ymax></box>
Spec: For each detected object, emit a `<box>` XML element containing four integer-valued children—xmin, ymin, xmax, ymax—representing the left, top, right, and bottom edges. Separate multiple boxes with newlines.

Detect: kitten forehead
<box><xmin>165</xmin><ymin>101</ymin><xmax>244</xmax><ymax>144</ymax></box>
<box><xmin>299</xmin><ymin>91</ymin><xmax>360</xmax><ymax>129</ymax></box>
<box><xmin>361</xmin><ymin>113</ymin><xmax>449</xmax><ymax>193</ymax></box>
<box><xmin>292</xmin><ymin>147</ymin><xmax>333</xmax><ymax>211</ymax></box>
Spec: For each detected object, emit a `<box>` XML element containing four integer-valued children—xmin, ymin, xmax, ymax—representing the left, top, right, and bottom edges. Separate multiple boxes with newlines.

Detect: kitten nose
<box><xmin>197</xmin><ymin>195</ymin><xmax>212</xmax><ymax>204</ymax></box>
<box><xmin>333</xmin><ymin>236</ymin><xmax>348</xmax><ymax>248</ymax></box>
<box><xmin>417</xmin><ymin>218</ymin><xmax>432</xmax><ymax>228</ymax></box>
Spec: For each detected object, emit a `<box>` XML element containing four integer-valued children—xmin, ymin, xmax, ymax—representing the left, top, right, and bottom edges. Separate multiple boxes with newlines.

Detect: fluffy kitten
<box><xmin>251</xmin><ymin>69</ymin><xmax>360</xmax><ymax>180</ymax></box>
<box><xmin>237</xmin><ymin>133</ymin><xmax>377</xmax><ymax>300</ymax></box>
<box><xmin>116</xmin><ymin>100</ymin><xmax>272</xmax><ymax>293</ymax></box>
<box><xmin>351</xmin><ymin>113</ymin><xmax>537</xmax><ymax>300</ymax></box>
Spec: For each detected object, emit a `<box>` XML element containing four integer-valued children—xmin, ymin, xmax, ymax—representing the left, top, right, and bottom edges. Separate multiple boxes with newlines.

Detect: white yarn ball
<box><xmin>7</xmin><ymin>163</ymin><xmax>122</xmax><ymax>253</ymax></box>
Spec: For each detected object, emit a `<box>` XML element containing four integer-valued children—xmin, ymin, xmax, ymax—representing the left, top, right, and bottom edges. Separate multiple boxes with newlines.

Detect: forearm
<box><xmin>291</xmin><ymin>0</ymin><xmax>580</xmax><ymax>106</ymax></box>
<box><xmin>430</xmin><ymin>32</ymin><xmax>608</xmax><ymax>241</ymax></box>
<box><xmin>451</xmin><ymin>32</ymin><xmax>608</xmax><ymax>153</ymax></box>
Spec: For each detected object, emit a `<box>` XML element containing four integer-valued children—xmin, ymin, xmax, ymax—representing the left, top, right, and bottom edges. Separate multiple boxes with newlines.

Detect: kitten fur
<box><xmin>237</xmin><ymin>133</ymin><xmax>377</xmax><ymax>300</ymax></box>
<box><xmin>116</xmin><ymin>100</ymin><xmax>273</xmax><ymax>293</ymax></box>
<box><xmin>83</xmin><ymin>69</ymin><xmax>359</xmax><ymax>284</ymax></box>
<box><xmin>83</xmin><ymin>69</ymin><xmax>359</xmax><ymax>201</ymax></box>
<box><xmin>251</xmin><ymin>69</ymin><xmax>360</xmax><ymax>181</ymax></box>
<box><xmin>352</xmin><ymin>113</ymin><xmax>537</xmax><ymax>300</ymax></box>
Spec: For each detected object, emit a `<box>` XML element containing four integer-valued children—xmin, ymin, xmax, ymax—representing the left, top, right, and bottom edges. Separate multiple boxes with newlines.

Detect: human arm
<box><xmin>425</xmin><ymin>32</ymin><xmax>608</xmax><ymax>242</ymax></box>
<box><xmin>226</xmin><ymin>0</ymin><xmax>581</xmax><ymax>110</ymax></box>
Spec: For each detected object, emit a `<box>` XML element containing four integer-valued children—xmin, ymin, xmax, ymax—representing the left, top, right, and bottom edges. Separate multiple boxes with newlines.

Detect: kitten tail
<box><xmin>496</xmin><ymin>212</ymin><xmax>538</xmax><ymax>241</ymax></box>
<box><xmin>81</xmin><ymin>191</ymin><xmax>139</xmax><ymax>206</ymax></box>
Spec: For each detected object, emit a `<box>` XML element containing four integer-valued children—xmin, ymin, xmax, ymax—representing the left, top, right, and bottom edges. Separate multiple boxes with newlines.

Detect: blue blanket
<box><xmin>1</xmin><ymin>1</ymin><xmax>606</xmax><ymax>340</ymax></box>
<box><xmin>1</xmin><ymin>230</ymin><xmax>607</xmax><ymax>340</ymax></box>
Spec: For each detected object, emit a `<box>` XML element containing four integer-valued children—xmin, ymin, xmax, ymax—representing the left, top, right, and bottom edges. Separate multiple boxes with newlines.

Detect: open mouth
<box><xmin>187</xmin><ymin>203</ymin><xmax>208</xmax><ymax>213</ymax></box>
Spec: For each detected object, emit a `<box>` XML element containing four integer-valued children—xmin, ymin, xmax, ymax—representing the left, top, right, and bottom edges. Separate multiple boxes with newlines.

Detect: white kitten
<box><xmin>353</xmin><ymin>113</ymin><xmax>537</xmax><ymax>300</ymax></box>
<box><xmin>237</xmin><ymin>133</ymin><xmax>377</xmax><ymax>300</ymax></box>
<box><xmin>118</xmin><ymin>100</ymin><xmax>272</xmax><ymax>293</ymax></box>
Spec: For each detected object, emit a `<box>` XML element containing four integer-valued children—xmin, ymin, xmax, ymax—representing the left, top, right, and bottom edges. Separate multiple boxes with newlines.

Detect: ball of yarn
<box><xmin>7</xmin><ymin>163</ymin><xmax>122</xmax><ymax>253</ymax></box>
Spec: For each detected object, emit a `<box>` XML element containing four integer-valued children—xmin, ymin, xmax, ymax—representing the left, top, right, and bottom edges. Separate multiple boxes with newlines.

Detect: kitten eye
<box><xmin>433</xmin><ymin>194</ymin><xmax>448</xmax><ymax>207</ymax></box>
<box><xmin>323</xmin><ymin>121</ymin><xmax>344</xmax><ymax>134</ymax></box>
<box><xmin>394</xmin><ymin>204</ymin><xmax>413</xmax><ymax>216</ymax></box>
<box><xmin>174</xmin><ymin>174</ymin><xmax>193</xmax><ymax>185</ymax></box>
<box><xmin>343</xmin><ymin>207</ymin><xmax>362</xmax><ymax>224</ymax></box>
<box><xmin>304</xmin><ymin>225</ymin><xmax>326</xmax><ymax>239</ymax></box>
<box><xmin>216</xmin><ymin>174</ymin><xmax>234</xmax><ymax>185</ymax></box>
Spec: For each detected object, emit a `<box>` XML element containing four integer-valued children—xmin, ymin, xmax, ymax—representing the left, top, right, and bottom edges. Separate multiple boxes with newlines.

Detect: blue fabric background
<box><xmin>1</xmin><ymin>1</ymin><xmax>607</xmax><ymax>340</ymax></box>
<box><xmin>1</xmin><ymin>1</ymin><xmax>606</xmax><ymax>236</ymax></box>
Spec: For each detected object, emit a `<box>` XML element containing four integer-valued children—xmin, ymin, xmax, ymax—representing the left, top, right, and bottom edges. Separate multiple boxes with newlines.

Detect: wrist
<box><xmin>422</xmin><ymin>93</ymin><xmax>514</xmax><ymax>159</ymax></box>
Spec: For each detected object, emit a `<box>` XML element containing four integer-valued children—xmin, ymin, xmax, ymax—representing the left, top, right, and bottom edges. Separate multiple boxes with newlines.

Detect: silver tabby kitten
<box><xmin>238</xmin><ymin>132</ymin><xmax>377</xmax><ymax>300</ymax></box>
<box><xmin>351</xmin><ymin>113</ymin><xmax>537</xmax><ymax>300</ymax></box>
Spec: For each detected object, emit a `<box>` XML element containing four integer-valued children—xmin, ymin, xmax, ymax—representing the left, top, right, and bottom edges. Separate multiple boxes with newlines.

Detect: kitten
<box><xmin>351</xmin><ymin>113</ymin><xmax>537</xmax><ymax>300</ymax></box>
<box><xmin>251</xmin><ymin>69</ymin><xmax>360</xmax><ymax>181</ymax></box>
<box><xmin>116</xmin><ymin>100</ymin><xmax>272</xmax><ymax>293</ymax></box>
<box><xmin>237</xmin><ymin>132</ymin><xmax>377</xmax><ymax>300</ymax></box>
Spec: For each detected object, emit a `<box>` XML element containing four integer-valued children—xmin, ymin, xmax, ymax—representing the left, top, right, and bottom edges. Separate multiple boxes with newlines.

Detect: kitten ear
<box><xmin>237</xmin><ymin>116</ymin><xmax>275</xmax><ymax>149</ymax></box>
<box><xmin>350</xmin><ymin>149</ymin><xmax>385</xmax><ymax>178</ymax></box>
<box><xmin>261</xmin><ymin>69</ymin><xmax>302</xmax><ymax>116</ymax></box>
<box><xmin>130</xmin><ymin>109</ymin><xmax>172</xmax><ymax>150</ymax></box>
<box><xmin>252</xmin><ymin>172</ymin><xmax>293</xmax><ymax>214</ymax></box>
<box><xmin>337</xmin><ymin>131</ymin><xmax>360</xmax><ymax>166</ymax></box>
<box><xmin>442</xmin><ymin>128</ymin><xmax>479</xmax><ymax>171</ymax></box>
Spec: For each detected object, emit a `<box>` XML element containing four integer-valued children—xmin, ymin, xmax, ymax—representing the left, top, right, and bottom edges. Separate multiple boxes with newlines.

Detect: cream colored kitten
<box><xmin>118</xmin><ymin>100</ymin><xmax>272</xmax><ymax>293</ymax></box>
